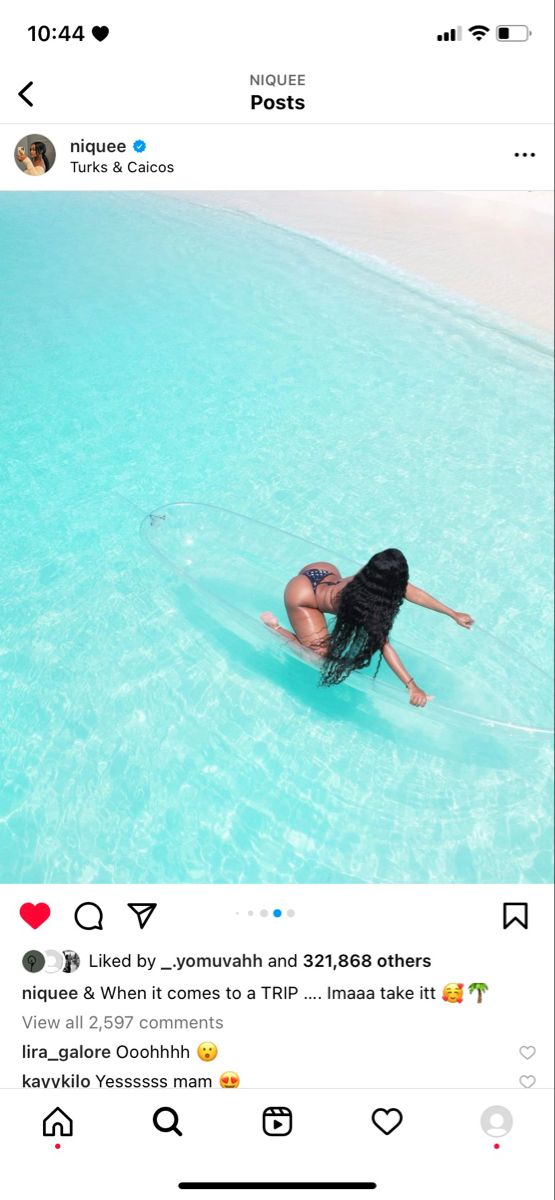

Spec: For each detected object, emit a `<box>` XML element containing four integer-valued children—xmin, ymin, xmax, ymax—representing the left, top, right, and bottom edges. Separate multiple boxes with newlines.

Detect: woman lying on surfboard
<box><xmin>261</xmin><ymin>549</ymin><xmax>474</xmax><ymax>707</ymax></box>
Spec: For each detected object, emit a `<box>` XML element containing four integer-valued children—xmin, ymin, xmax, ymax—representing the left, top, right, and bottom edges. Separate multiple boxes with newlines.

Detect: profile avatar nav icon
<box><xmin>262</xmin><ymin>1106</ymin><xmax>293</xmax><ymax>1136</ymax></box>
<box><xmin>481</xmin><ymin>1106</ymin><xmax>513</xmax><ymax>1144</ymax></box>
<box><xmin>43</xmin><ymin>1108</ymin><xmax>73</xmax><ymax>1138</ymax></box>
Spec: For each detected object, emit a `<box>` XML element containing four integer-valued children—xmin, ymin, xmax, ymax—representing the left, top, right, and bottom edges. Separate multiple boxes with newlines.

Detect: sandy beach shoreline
<box><xmin>187</xmin><ymin>191</ymin><xmax>554</xmax><ymax>335</ymax></box>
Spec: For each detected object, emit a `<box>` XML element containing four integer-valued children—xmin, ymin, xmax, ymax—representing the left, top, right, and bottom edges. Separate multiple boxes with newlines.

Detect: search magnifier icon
<box><xmin>153</xmin><ymin>1107</ymin><xmax>182</xmax><ymax>1136</ymax></box>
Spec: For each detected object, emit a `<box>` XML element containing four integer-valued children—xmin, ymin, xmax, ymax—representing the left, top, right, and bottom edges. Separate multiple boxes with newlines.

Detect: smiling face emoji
<box><xmin>442</xmin><ymin>982</ymin><xmax>464</xmax><ymax>1003</ymax></box>
<box><xmin>197</xmin><ymin>1041</ymin><xmax>218</xmax><ymax>1062</ymax></box>
<box><xmin>219</xmin><ymin>1071</ymin><xmax>240</xmax><ymax>1088</ymax></box>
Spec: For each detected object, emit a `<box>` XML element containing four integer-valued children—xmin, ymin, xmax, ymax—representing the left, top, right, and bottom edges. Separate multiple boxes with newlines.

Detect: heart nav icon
<box><xmin>371</xmin><ymin>1108</ymin><xmax>403</xmax><ymax>1135</ymax></box>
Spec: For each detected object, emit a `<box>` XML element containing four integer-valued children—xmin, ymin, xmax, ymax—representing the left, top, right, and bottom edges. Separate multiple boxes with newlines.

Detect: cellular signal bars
<box><xmin>437</xmin><ymin>27</ymin><xmax>463</xmax><ymax>41</ymax></box>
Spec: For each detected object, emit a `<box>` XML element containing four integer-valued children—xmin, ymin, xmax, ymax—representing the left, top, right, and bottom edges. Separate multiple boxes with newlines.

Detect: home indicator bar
<box><xmin>177</xmin><ymin>1185</ymin><xmax>378</xmax><ymax>1192</ymax></box>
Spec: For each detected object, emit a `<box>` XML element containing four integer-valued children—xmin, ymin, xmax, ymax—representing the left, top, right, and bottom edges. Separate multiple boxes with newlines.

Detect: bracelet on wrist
<box><xmin>405</xmin><ymin>677</ymin><xmax>415</xmax><ymax>688</ymax></box>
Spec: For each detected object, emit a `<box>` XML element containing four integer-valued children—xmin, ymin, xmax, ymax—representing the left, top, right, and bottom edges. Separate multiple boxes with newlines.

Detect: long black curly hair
<box><xmin>320</xmin><ymin>548</ymin><xmax>409</xmax><ymax>686</ymax></box>
<box><xmin>31</xmin><ymin>142</ymin><xmax>49</xmax><ymax>172</ymax></box>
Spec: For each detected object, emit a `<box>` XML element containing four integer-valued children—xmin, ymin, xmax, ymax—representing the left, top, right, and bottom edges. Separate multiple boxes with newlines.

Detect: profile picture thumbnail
<box><xmin>15</xmin><ymin>134</ymin><xmax>56</xmax><ymax>177</ymax></box>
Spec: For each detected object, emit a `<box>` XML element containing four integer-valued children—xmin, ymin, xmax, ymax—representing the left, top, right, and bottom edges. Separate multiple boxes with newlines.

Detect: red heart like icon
<box><xmin>20</xmin><ymin>902</ymin><xmax>51</xmax><ymax>929</ymax></box>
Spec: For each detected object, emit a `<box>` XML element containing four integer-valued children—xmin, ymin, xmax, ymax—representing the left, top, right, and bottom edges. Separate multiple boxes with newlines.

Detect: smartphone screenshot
<box><xmin>1</xmin><ymin>3</ymin><xmax>553</xmax><ymax>1197</ymax></box>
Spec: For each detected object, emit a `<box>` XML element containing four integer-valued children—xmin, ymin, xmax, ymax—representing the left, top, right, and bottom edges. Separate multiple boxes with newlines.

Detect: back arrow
<box><xmin>18</xmin><ymin>81</ymin><xmax>34</xmax><ymax>107</ymax></box>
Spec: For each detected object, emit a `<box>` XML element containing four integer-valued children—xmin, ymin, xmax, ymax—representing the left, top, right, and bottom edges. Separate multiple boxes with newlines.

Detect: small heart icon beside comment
<box><xmin>519</xmin><ymin>1075</ymin><xmax>536</xmax><ymax>1088</ymax></box>
<box><xmin>371</xmin><ymin>1107</ymin><xmax>403</xmax><ymax>1135</ymax></box>
<box><xmin>91</xmin><ymin>26</ymin><xmax>109</xmax><ymax>42</ymax></box>
<box><xmin>519</xmin><ymin>1046</ymin><xmax>536</xmax><ymax>1059</ymax></box>
<box><xmin>20</xmin><ymin>902</ymin><xmax>51</xmax><ymax>929</ymax></box>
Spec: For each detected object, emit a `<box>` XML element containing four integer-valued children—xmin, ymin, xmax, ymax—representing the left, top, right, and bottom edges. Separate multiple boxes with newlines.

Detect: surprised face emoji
<box><xmin>219</xmin><ymin>1071</ymin><xmax>240</xmax><ymax>1088</ymax></box>
<box><xmin>443</xmin><ymin>982</ymin><xmax>464</xmax><ymax>1003</ymax></box>
<box><xmin>197</xmin><ymin>1042</ymin><xmax>218</xmax><ymax>1062</ymax></box>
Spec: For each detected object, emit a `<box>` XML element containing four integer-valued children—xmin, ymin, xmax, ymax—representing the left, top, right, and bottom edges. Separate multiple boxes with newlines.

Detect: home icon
<box><xmin>43</xmin><ymin>1108</ymin><xmax>73</xmax><ymax>1137</ymax></box>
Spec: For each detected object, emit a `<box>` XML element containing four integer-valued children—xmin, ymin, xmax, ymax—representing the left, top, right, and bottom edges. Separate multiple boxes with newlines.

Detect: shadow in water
<box><xmin>172</xmin><ymin>584</ymin><xmax>521</xmax><ymax>771</ymax></box>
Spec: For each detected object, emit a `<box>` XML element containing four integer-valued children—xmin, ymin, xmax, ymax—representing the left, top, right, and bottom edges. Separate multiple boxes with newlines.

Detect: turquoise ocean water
<box><xmin>1</xmin><ymin>193</ymin><xmax>553</xmax><ymax>883</ymax></box>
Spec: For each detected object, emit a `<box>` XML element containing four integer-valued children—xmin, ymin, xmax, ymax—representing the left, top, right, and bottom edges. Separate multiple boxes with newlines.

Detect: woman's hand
<box><xmin>453</xmin><ymin>612</ymin><xmax>474</xmax><ymax>628</ymax></box>
<box><xmin>408</xmin><ymin>681</ymin><xmax>432</xmax><ymax>707</ymax></box>
<box><xmin>17</xmin><ymin>147</ymin><xmax>26</xmax><ymax>161</ymax></box>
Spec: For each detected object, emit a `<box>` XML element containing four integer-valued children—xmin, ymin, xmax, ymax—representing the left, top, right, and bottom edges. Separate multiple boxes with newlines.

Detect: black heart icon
<box><xmin>92</xmin><ymin>26</ymin><xmax>109</xmax><ymax>42</ymax></box>
<box><xmin>371</xmin><ymin>1107</ymin><xmax>403</xmax><ymax>1135</ymax></box>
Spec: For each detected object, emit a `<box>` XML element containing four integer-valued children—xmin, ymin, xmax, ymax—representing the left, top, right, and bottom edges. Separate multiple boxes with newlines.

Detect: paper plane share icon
<box><xmin>127</xmin><ymin>902</ymin><xmax>157</xmax><ymax>929</ymax></box>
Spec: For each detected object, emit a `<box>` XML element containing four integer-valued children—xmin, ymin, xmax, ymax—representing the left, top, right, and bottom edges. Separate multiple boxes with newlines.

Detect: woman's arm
<box><xmin>16</xmin><ymin>148</ymin><xmax>45</xmax><ymax>175</ymax></box>
<box><xmin>382</xmin><ymin>641</ymin><xmax>432</xmax><ymax>708</ymax></box>
<box><xmin>405</xmin><ymin>583</ymin><xmax>474</xmax><ymax>628</ymax></box>
<box><xmin>18</xmin><ymin>156</ymin><xmax>41</xmax><ymax>175</ymax></box>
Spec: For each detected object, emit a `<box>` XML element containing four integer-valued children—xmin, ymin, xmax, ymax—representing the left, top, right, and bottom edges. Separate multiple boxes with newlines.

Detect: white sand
<box><xmin>189</xmin><ymin>191</ymin><xmax>554</xmax><ymax>334</ymax></box>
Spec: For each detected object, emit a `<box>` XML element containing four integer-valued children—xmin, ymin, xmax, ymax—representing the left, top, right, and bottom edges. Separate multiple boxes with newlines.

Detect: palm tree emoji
<box><xmin>469</xmin><ymin>982</ymin><xmax>489</xmax><ymax>1004</ymax></box>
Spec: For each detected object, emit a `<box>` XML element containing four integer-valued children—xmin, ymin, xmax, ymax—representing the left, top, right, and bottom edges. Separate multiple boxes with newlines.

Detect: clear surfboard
<box><xmin>141</xmin><ymin>501</ymin><xmax>554</xmax><ymax>739</ymax></box>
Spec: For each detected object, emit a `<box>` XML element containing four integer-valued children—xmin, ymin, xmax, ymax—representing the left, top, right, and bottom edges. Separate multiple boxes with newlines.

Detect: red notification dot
<box><xmin>55</xmin><ymin>1144</ymin><xmax>61</xmax><ymax>1149</ymax></box>
<box><xmin>494</xmin><ymin>1143</ymin><xmax>500</xmax><ymax>1149</ymax></box>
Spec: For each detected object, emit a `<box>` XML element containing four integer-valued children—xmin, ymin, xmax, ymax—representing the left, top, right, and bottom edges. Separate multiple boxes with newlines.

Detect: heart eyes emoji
<box><xmin>219</xmin><ymin>1072</ymin><xmax>240</xmax><ymax>1088</ymax></box>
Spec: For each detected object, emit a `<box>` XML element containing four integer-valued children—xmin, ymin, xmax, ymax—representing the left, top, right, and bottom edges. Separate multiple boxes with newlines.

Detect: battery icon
<box><xmin>496</xmin><ymin>25</ymin><xmax>531</xmax><ymax>40</ymax></box>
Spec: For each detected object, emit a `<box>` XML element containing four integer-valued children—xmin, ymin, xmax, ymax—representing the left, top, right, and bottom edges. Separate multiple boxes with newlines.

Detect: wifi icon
<box><xmin>468</xmin><ymin>24</ymin><xmax>490</xmax><ymax>40</ymax></box>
